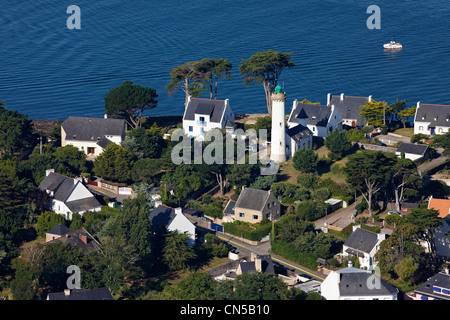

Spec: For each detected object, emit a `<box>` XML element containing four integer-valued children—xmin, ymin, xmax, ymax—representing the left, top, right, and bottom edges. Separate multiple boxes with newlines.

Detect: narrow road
<box><xmin>216</xmin><ymin>233</ymin><xmax>326</xmax><ymax>281</ymax></box>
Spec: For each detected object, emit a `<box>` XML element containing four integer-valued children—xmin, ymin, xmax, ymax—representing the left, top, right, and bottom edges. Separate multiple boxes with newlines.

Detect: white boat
<box><xmin>383</xmin><ymin>41</ymin><xmax>402</xmax><ymax>49</ymax></box>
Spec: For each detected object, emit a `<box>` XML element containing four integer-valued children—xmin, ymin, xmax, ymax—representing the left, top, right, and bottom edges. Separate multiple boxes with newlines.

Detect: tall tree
<box><xmin>162</xmin><ymin>231</ymin><xmax>196</xmax><ymax>271</ymax></box>
<box><xmin>292</xmin><ymin>148</ymin><xmax>318</xmax><ymax>173</ymax></box>
<box><xmin>166</xmin><ymin>61</ymin><xmax>205</xmax><ymax>107</ymax></box>
<box><xmin>0</xmin><ymin>106</ymin><xmax>36</xmax><ymax>158</ymax></box>
<box><xmin>239</xmin><ymin>50</ymin><xmax>294</xmax><ymax>116</ymax></box>
<box><xmin>324</xmin><ymin>130</ymin><xmax>352</xmax><ymax>159</ymax></box>
<box><xmin>196</xmin><ymin>58</ymin><xmax>233</xmax><ymax>99</ymax></box>
<box><xmin>345</xmin><ymin>150</ymin><xmax>396</xmax><ymax>216</ymax></box>
<box><xmin>104</xmin><ymin>80</ymin><xmax>158</xmax><ymax>129</ymax></box>
<box><xmin>391</xmin><ymin>158</ymin><xmax>421</xmax><ymax>211</ymax></box>
<box><xmin>93</xmin><ymin>144</ymin><xmax>134</xmax><ymax>183</ymax></box>
<box><xmin>360</xmin><ymin>100</ymin><xmax>392</xmax><ymax>127</ymax></box>
<box><xmin>397</xmin><ymin>106</ymin><xmax>416</xmax><ymax>128</ymax></box>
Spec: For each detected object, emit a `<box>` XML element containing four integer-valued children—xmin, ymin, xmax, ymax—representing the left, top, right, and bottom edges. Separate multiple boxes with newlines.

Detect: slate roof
<box><xmin>62</xmin><ymin>116</ymin><xmax>125</xmax><ymax>142</ymax></box>
<box><xmin>224</xmin><ymin>200</ymin><xmax>236</xmax><ymax>215</ymax></box>
<box><xmin>183</xmin><ymin>98</ymin><xmax>227</xmax><ymax>123</ymax></box>
<box><xmin>149</xmin><ymin>205</ymin><xmax>177</xmax><ymax>228</ymax></box>
<box><xmin>286</xmin><ymin>124</ymin><xmax>313</xmax><ymax>142</ymax></box>
<box><xmin>39</xmin><ymin>172</ymin><xmax>78</xmax><ymax>202</ymax></box>
<box><xmin>47</xmin><ymin>287</ymin><xmax>113</xmax><ymax>300</ymax></box>
<box><xmin>38</xmin><ymin>172</ymin><xmax>101</xmax><ymax>212</ymax></box>
<box><xmin>343</xmin><ymin>228</ymin><xmax>379</xmax><ymax>254</ymax></box>
<box><xmin>47</xmin><ymin>224</ymin><xmax>72</xmax><ymax>236</ymax></box>
<box><xmin>288</xmin><ymin>103</ymin><xmax>331</xmax><ymax>126</ymax></box>
<box><xmin>337</xmin><ymin>267</ymin><xmax>398</xmax><ymax>297</ymax></box>
<box><xmin>235</xmin><ymin>188</ymin><xmax>271</xmax><ymax>211</ymax></box>
<box><xmin>65</xmin><ymin>197</ymin><xmax>102</xmax><ymax>213</ymax></box>
<box><xmin>238</xmin><ymin>255</ymin><xmax>274</xmax><ymax>274</ymax></box>
<box><xmin>330</xmin><ymin>94</ymin><xmax>369</xmax><ymax>126</ymax></box>
<box><xmin>46</xmin><ymin>228</ymin><xmax>101</xmax><ymax>253</ymax></box>
<box><xmin>414</xmin><ymin>271</ymin><xmax>450</xmax><ymax>300</ymax></box>
<box><xmin>396</xmin><ymin>142</ymin><xmax>429</xmax><ymax>155</ymax></box>
<box><xmin>96</xmin><ymin>136</ymin><xmax>114</xmax><ymax>149</ymax></box>
<box><xmin>415</xmin><ymin>103</ymin><xmax>450</xmax><ymax>127</ymax></box>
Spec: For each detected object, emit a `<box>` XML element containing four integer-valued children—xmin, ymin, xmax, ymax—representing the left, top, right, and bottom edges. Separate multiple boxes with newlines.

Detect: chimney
<box><xmin>327</xmin><ymin>93</ymin><xmax>331</xmax><ymax>106</ymax></box>
<box><xmin>79</xmin><ymin>234</ymin><xmax>88</xmax><ymax>244</ymax></box>
<box><xmin>250</xmin><ymin>252</ymin><xmax>257</xmax><ymax>261</ymax></box>
<box><xmin>104</xmin><ymin>113</ymin><xmax>108</xmax><ymax>119</ymax></box>
<box><xmin>348</xmin><ymin>260</ymin><xmax>353</xmax><ymax>268</ymax></box>
<box><xmin>340</xmin><ymin>93</ymin><xmax>344</xmax><ymax>101</ymax></box>
<box><xmin>64</xmin><ymin>289</ymin><xmax>71</xmax><ymax>296</ymax></box>
<box><xmin>175</xmin><ymin>207</ymin><xmax>182</xmax><ymax>215</ymax></box>
<box><xmin>368</xmin><ymin>95</ymin><xmax>372</xmax><ymax>102</ymax></box>
<box><xmin>255</xmin><ymin>257</ymin><xmax>262</xmax><ymax>272</ymax></box>
<box><xmin>445</xmin><ymin>268</ymin><xmax>449</xmax><ymax>275</ymax></box>
<box><xmin>417</xmin><ymin>101</ymin><xmax>420</xmax><ymax>109</ymax></box>
<box><xmin>46</xmin><ymin>169</ymin><xmax>55</xmax><ymax>176</ymax></box>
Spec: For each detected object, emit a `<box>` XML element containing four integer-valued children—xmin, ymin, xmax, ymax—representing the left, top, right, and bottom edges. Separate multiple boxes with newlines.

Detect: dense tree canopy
<box><xmin>0</xmin><ymin>106</ymin><xmax>36</xmax><ymax>158</ymax></box>
<box><xmin>104</xmin><ymin>80</ymin><xmax>158</xmax><ymax>129</ymax></box>
<box><xmin>239</xmin><ymin>50</ymin><xmax>294</xmax><ymax>116</ymax></box>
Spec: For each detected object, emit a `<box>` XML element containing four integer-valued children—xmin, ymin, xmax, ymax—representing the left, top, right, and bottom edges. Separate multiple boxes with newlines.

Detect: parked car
<box><xmin>387</xmin><ymin>210</ymin><xmax>404</xmax><ymax>217</ymax></box>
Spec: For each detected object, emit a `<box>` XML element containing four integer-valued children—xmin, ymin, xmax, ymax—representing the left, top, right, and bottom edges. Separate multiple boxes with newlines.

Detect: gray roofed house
<box><xmin>288</xmin><ymin>99</ymin><xmax>343</xmax><ymax>138</ymax></box>
<box><xmin>46</xmin><ymin>227</ymin><xmax>101</xmax><ymax>253</ymax></box>
<box><xmin>61</xmin><ymin>115</ymin><xmax>126</xmax><ymax>157</ymax></box>
<box><xmin>237</xmin><ymin>254</ymin><xmax>275</xmax><ymax>275</ymax></box>
<box><xmin>285</xmin><ymin>123</ymin><xmax>313</xmax><ymax>158</ymax></box>
<box><xmin>46</xmin><ymin>224</ymin><xmax>72</xmax><ymax>242</ymax></box>
<box><xmin>38</xmin><ymin>169</ymin><xmax>102</xmax><ymax>219</ymax></box>
<box><xmin>321</xmin><ymin>264</ymin><xmax>399</xmax><ymax>300</ymax></box>
<box><xmin>149</xmin><ymin>205</ymin><xmax>196</xmax><ymax>245</ymax></box>
<box><xmin>414</xmin><ymin>102</ymin><xmax>450</xmax><ymax>136</ymax></box>
<box><xmin>183</xmin><ymin>96</ymin><xmax>235</xmax><ymax>140</ymax></box>
<box><xmin>232</xmin><ymin>187</ymin><xmax>280</xmax><ymax>223</ymax></box>
<box><xmin>413</xmin><ymin>270</ymin><xmax>450</xmax><ymax>300</ymax></box>
<box><xmin>47</xmin><ymin>287</ymin><xmax>113</xmax><ymax>300</ymax></box>
<box><xmin>342</xmin><ymin>225</ymin><xmax>386</xmax><ymax>271</ymax></box>
<box><xmin>327</xmin><ymin>93</ymin><xmax>371</xmax><ymax>128</ymax></box>
<box><xmin>395</xmin><ymin>142</ymin><xmax>430</xmax><ymax>162</ymax></box>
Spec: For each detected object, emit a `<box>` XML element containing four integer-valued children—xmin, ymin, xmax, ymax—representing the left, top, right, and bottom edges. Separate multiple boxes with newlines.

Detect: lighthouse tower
<box><xmin>270</xmin><ymin>84</ymin><xmax>286</xmax><ymax>163</ymax></box>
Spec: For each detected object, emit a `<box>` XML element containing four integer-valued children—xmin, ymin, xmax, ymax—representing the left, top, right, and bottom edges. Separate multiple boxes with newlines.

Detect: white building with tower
<box><xmin>270</xmin><ymin>85</ymin><xmax>287</xmax><ymax>163</ymax></box>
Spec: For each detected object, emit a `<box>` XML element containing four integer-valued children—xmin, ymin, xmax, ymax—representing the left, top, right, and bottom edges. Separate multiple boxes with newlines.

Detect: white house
<box><xmin>327</xmin><ymin>93</ymin><xmax>372</xmax><ymax>128</ymax></box>
<box><xmin>341</xmin><ymin>225</ymin><xmax>386</xmax><ymax>271</ymax></box>
<box><xmin>182</xmin><ymin>96</ymin><xmax>235</xmax><ymax>140</ymax></box>
<box><xmin>288</xmin><ymin>100</ymin><xmax>343</xmax><ymax>138</ymax></box>
<box><xmin>149</xmin><ymin>204</ymin><xmax>196</xmax><ymax>245</ymax></box>
<box><xmin>320</xmin><ymin>262</ymin><xmax>399</xmax><ymax>300</ymax></box>
<box><xmin>414</xmin><ymin>102</ymin><xmax>450</xmax><ymax>136</ymax></box>
<box><xmin>395</xmin><ymin>142</ymin><xmax>430</xmax><ymax>162</ymax></box>
<box><xmin>285</xmin><ymin>124</ymin><xmax>313</xmax><ymax>158</ymax></box>
<box><xmin>61</xmin><ymin>116</ymin><xmax>126</xmax><ymax>157</ymax></box>
<box><xmin>38</xmin><ymin>169</ymin><xmax>102</xmax><ymax>220</ymax></box>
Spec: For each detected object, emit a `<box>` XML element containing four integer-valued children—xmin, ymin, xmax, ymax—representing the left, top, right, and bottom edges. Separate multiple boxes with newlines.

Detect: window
<box><xmin>253</xmin><ymin>215</ymin><xmax>259</xmax><ymax>220</ymax></box>
<box><xmin>239</xmin><ymin>212</ymin><xmax>245</xmax><ymax>218</ymax></box>
<box><xmin>200</xmin><ymin>116</ymin><xmax>205</xmax><ymax>122</ymax></box>
<box><xmin>419</xmin><ymin>126</ymin><xmax>424</xmax><ymax>130</ymax></box>
<box><xmin>189</xmin><ymin>126</ymin><xmax>193</xmax><ymax>132</ymax></box>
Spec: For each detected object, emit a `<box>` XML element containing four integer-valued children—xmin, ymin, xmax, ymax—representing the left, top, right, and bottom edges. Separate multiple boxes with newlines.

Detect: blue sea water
<box><xmin>1</xmin><ymin>0</ymin><xmax>450</xmax><ymax>120</ymax></box>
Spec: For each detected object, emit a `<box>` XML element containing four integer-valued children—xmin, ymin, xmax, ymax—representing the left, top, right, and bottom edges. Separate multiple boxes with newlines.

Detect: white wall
<box><xmin>168</xmin><ymin>210</ymin><xmax>196</xmax><ymax>245</ymax></box>
<box><xmin>65</xmin><ymin>182</ymin><xmax>95</xmax><ymax>203</ymax></box>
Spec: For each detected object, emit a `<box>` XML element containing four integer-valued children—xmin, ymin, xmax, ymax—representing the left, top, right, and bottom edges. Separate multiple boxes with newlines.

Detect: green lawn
<box><xmin>393</xmin><ymin>127</ymin><xmax>414</xmax><ymax>138</ymax></box>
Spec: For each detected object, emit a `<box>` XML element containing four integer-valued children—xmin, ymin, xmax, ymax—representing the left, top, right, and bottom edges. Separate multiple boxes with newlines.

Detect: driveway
<box><xmin>314</xmin><ymin>198</ymin><xmax>360</xmax><ymax>230</ymax></box>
